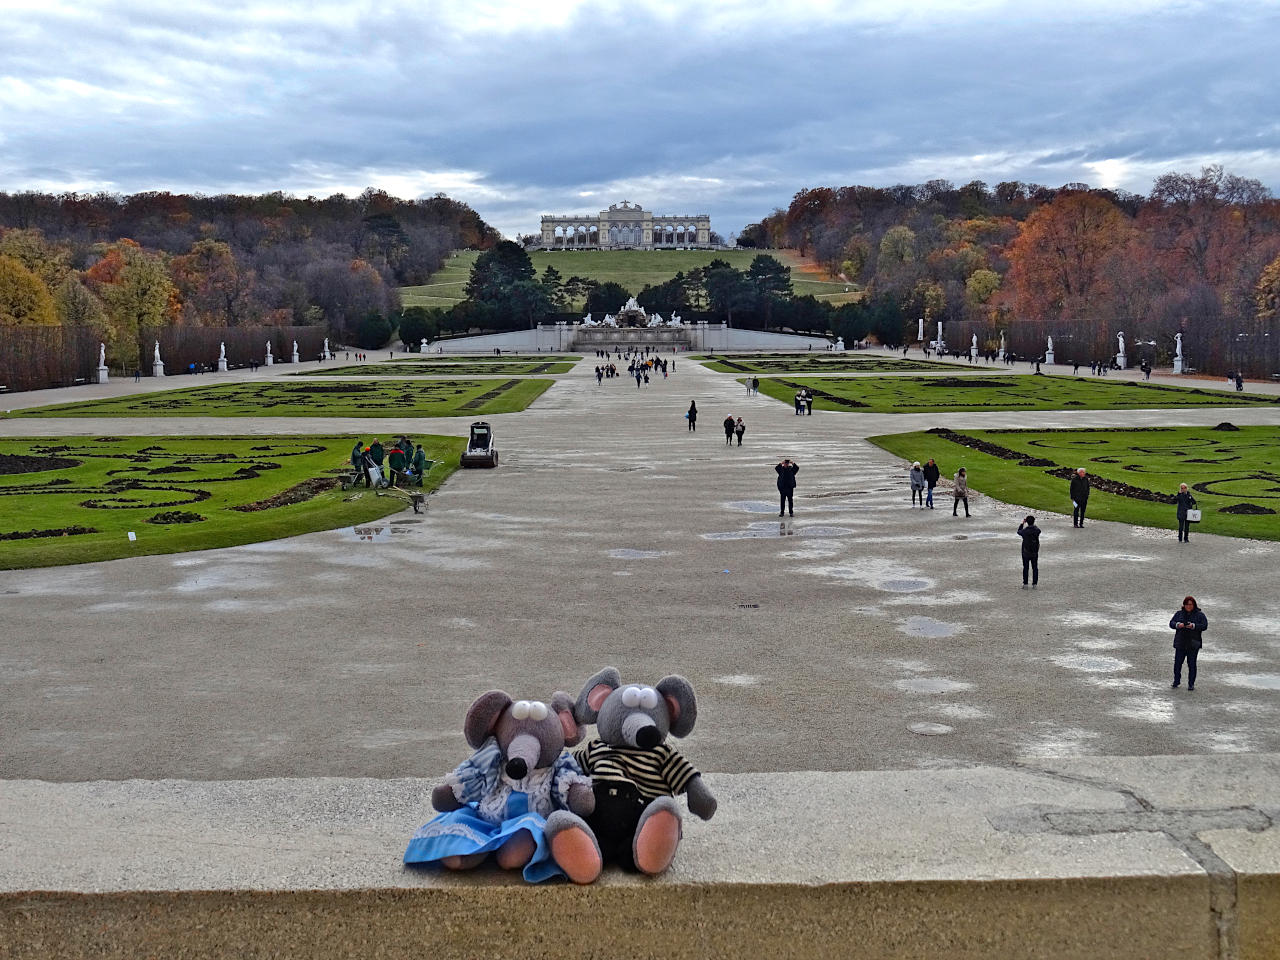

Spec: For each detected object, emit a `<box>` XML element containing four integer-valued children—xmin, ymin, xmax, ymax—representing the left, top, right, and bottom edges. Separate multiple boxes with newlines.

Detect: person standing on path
<box><xmin>734</xmin><ymin>417</ymin><xmax>745</xmax><ymax>446</ymax></box>
<box><xmin>923</xmin><ymin>458</ymin><xmax>940</xmax><ymax>509</ymax></box>
<box><xmin>908</xmin><ymin>461</ymin><xmax>926</xmax><ymax>508</ymax></box>
<box><xmin>1235</xmin><ymin>373</ymin><xmax>1244</xmax><ymax>392</ymax></box>
<box><xmin>723</xmin><ymin>415</ymin><xmax>736</xmax><ymax>446</ymax></box>
<box><xmin>1017</xmin><ymin>515</ymin><xmax>1040</xmax><ymax>587</ymax></box>
<box><xmin>952</xmin><ymin>467</ymin><xmax>970</xmax><ymax>517</ymax></box>
<box><xmin>1175</xmin><ymin>483</ymin><xmax>1198</xmax><ymax>543</ymax></box>
<box><xmin>794</xmin><ymin>392</ymin><xmax>804</xmax><ymax>415</ymax></box>
<box><xmin>686</xmin><ymin>401</ymin><xmax>697</xmax><ymax>431</ymax></box>
<box><xmin>804</xmin><ymin>390</ymin><xmax>814</xmax><ymax>415</ymax></box>
<box><xmin>1170</xmin><ymin>596</ymin><xmax>1208</xmax><ymax>690</ymax></box>
<box><xmin>1070</xmin><ymin>468</ymin><xmax>1090</xmax><ymax>527</ymax></box>
<box><xmin>776</xmin><ymin>458</ymin><xmax>799</xmax><ymax>517</ymax></box>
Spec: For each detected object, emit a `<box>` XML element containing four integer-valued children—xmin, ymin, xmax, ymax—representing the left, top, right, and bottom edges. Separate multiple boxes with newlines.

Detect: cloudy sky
<box><xmin>2</xmin><ymin>0</ymin><xmax>1277</xmax><ymax>237</ymax></box>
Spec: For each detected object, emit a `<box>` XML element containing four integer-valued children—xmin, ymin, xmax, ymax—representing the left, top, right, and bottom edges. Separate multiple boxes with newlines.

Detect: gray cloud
<box><xmin>1</xmin><ymin>1</ymin><xmax>1277</xmax><ymax>237</ymax></box>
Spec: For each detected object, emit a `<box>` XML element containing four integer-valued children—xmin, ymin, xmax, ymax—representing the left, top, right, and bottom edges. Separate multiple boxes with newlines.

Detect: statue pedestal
<box><xmin>152</xmin><ymin>361</ymin><xmax>165</xmax><ymax>378</ymax></box>
<box><xmin>998</xmin><ymin>349</ymin><xmax>1005</xmax><ymax>361</ymax></box>
<box><xmin>1116</xmin><ymin>353</ymin><xmax>1127</xmax><ymax>370</ymax></box>
<box><xmin>1045</xmin><ymin>350</ymin><xmax>1055</xmax><ymax>365</ymax></box>
<box><xmin>97</xmin><ymin>366</ymin><xmax>109</xmax><ymax>384</ymax></box>
<box><xmin>291</xmin><ymin>351</ymin><xmax>299</xmax><ymax>364</ymax></box>
<box><xmin>217</xmin><ymin>358</ymin><xmax>228</xmax><ymax>373</ymax></box>
<box><xmin>835</xmin><ymin>337</ymin><xmax>846</xmax><ymax>352</ymax></box>
<box><xmin>265</xmin><ymin>355</ymin><xmax>274</xmax><ymax>366</ymax></box>
<box><xmin>1173</xmin><ymin>359</ymin><xmax>1184</xmax><ymax>375</ymax></box>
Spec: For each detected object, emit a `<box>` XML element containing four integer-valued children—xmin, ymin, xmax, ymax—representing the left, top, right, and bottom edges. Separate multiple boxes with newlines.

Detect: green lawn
<box><xmin>0</xmin><ymin>435</ymin><xmax>465</xmax><ymax>568</ymax></box>
<box><xmin>868</xmin><ymin>426</ymin><xmax>1280</xmax><ymax>540</ymax></box>
<box><xmin>8</xmin><ymin>379</ymin><xmax>555</xmax><ymax>418</ymax></box>
<box><xmin>400</xmin><ymin>249</ymin><xmax>859</xmax><ymax>309</ymax></box>
<box><xmin>293</xmin><ymin>361</ymin><xmax>577</xmax><ymax>376</ymax></box>
<box><xmin>700</xmin><ymin>354</ymin><xmax>963</xmax><ymax>374</ymax></box>
<box><xmin>753</xmin><ymin>374</ymin><xmax>1280</xmax><ymax>414</ymax></box>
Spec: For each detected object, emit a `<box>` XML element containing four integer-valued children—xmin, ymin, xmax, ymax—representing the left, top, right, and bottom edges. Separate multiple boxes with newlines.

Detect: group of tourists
<box><xmin>350</xmin><ymin>436</ymin><xmax>430</xmax><ymax>488</ymax></box>
<box><xmin>793</xmin><ymin>389</ymin><xmax>814</xmax><ymax>415</ymax></box>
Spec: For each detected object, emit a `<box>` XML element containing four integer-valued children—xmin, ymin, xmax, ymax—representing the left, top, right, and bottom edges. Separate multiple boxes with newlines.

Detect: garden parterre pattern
<box><xmin>6</xmin><ymin>378</ymin><xmax>554</xmax><ymax>418</ymax></box>
<box><xmin>756</xmin><ymin>374</ymin><xmax>1280</xmax><ymax>413</ymax></box>
<box><xmin>0</xmin><ymin>435</ymin><xmax>463</xmax><ymax>568</ymax></box>
<box><xmin>700</xmin><ymin>354</ymin><xmax>962</xmax><ymax>374</ymax></box>
<box><xmin>293</xmin><ymin>361</ymin><xmax>576</xmax><ymax>376</ymax></box>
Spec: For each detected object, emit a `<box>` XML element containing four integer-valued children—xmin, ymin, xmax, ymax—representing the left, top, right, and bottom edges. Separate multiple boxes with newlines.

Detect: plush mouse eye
<box><xmin>639</xmin><ymin>687</ymin><xmax>659</xmax><ymax>709</ymax></box>
<box><xmin>511</xmin><ymin>700</ymin><xmax>531</xmax><ymax>720</ymax></box>
<box><xmin>528</xmin><ymin>701</ymin><xmax>548</xmax><ymax>721</ymax></box>
<box><xmin>621</xmin><ymin>686</ymin><xmax>642</xmax><ymax>707</ymax></box>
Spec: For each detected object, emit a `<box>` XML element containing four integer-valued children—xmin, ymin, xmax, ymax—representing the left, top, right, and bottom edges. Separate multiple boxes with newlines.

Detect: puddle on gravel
<box><xmin>896</xmin><ymin>677</ymin><xmax>972</xmax><ymax>694</ymax></box>
<box><xmin>346</xmin><ymin>525</ymin><xmax>416</xmax><ymax>542</ymax></box>
<box><xmin>725</xmin><ymin>500</ymin><xmax>787</xmax><ymax>513</ymax></box>
<box><xmin>932</xmin><ymin>703</ymin><xmax>989</xmax><ymax>720</ymax></box>
<box><xmin>908</xmin><ymin>722</ymin><xmax>954</xmax><ymax>736</ymax></box>
<box><xmin>898</xmin><ymin>617</ymin><xmax>963</xmax><ymax>638</ymax></box>
<box><xmin>1218</xmin><ymin>673</ymin><xmax>1280</xmax><ymax>690</ymax></box>
<box><xmin>608</xmin><ymin>548</ymin><xmax>670</xmax><ymax>559</ymax></box>
<box><xmin>879</xmin><ymin>578</ymin><xmax>931</xmax><ymax>592</ymax></box>
<box><xmin>1076</xmin><ymin>638</ymin><xmax>1128</xmax><ymax>651</ymax></box>
<box><xmin>1050</xmin><ymin>653</ymin><xmax>1131</xmax><ymax>673</ymax></box>
<box><xmin>1112</xmin><ymin>696</ymin><xmax>1175</xmax><ymax>724</ymax></box>
<box><xmin>702</xmin><ymin>523</ymin><xmax>856</xmax><ymax>540</ymax></box>
<box><xmin>712</xmin><ymin>675</ymin><xmax>763</xmax><ymax>686</ymax></box>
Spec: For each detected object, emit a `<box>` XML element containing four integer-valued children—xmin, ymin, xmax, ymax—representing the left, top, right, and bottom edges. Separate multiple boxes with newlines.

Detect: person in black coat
<box><xmin>1069</xmin><ymin>468</ymin><xmax>1090</xmax><ymax>527</ymax></box>
<box><xmin>1175</xmin><ymin>483</ymin><xmax>1198</xmax><ymax>543</ymax></box>
<box><xmin>922</xmin><ymin>458</ymin><xmax>940</xmax><ymax>509</ymax></box>
<box><xmin>1017</xmin><ymin>516</ymin><xmax>1040</xmax><ymax>587</ymax></box>
<box><xmin>723</xmin><ymin>415</ymin><xmax>736</xmax><ymax>446</ymax></box>
<box><xmin>686</xmin><ymin>401</ymin><xmax>697</xmax><ymax>431</ymax></box>
<box><xmin>776</xmin><ymin>458</ymin><xmax>799</xmax><ymax>517</ymax></box>
<box><xmin>1169</xmin><ymin>596</ymin><xmax>1208</xmax><ymax>690</ymax></box>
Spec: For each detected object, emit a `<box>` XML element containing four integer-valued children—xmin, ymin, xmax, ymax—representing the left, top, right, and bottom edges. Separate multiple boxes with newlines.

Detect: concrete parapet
<box><xmin>2</xmin><ymin>760</ymin><xmax>1276</xmax><ymax>958</ymax></box>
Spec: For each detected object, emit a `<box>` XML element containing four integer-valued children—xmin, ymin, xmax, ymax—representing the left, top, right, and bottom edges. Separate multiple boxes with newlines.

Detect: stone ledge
<box><xmin>2</xmin><ymin>759</ymin><xmax>1277</xmax><ymax>958</ymax></box>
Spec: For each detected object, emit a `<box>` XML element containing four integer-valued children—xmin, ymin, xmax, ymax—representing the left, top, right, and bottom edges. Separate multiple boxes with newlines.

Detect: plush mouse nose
<box><xmin>505</xmin><ymin>757</ymin><xmax>528</xmax><ymax>780</ymax></box>
<box><xmin>635</xmin><ymin>725</ymin><xmax>660</xmax><ymax>749</ymax></box>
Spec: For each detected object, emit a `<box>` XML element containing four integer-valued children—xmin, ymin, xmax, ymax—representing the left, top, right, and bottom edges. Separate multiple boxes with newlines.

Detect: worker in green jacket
<box><xmin>412</xmin><ymin>444</ymin><xmax>428</xmax><ymax>486</ymax></box>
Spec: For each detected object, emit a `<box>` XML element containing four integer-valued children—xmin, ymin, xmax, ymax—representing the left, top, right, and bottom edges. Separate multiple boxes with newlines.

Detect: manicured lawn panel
<box><xmin>868</xmin><ymin>426</ymin><xmax>1280</xmax><ymax>541</ymax></box>
<box><xmin>700</xmin><ymin>354</ymin><xmax>962</xmax><ymax>374</ymax></box>
<box><xmin>8</xmin><ymin>379</ymin><xmax>556</xmax><ymax>418</ymax></box>
<box><xmin>0</xmin><ymin>434</ymin><xmax>466</xmax><ymax>568</ymax></box>
<box><xmin>753</xmin><ymin>374</ymin><xmax>1280</xmax><ymax>413</ymax></box>
<box><xmin>293</xmin><ymin>361</ymin><xmax>576</xmax><ymax>376</ymax></box>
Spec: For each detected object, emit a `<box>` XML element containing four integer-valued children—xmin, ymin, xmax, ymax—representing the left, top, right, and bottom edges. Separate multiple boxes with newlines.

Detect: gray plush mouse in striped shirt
<box><xmin>544</xmin><ymin>667</ymin><xmax>717</xmax><ymax>881</ymax></box>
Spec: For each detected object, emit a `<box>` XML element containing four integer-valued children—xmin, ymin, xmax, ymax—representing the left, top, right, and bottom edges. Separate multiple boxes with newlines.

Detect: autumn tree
<box><xmin>86</xmin><ymin>242</ymin><xmax>177</xmax><ymax>364</ymax></box>
<box><xmin>1005</xmin><ymin>192</ymin><xmax>1133</xmax><ymax>320</ymax></box>
<box><xmin>170</xmin><ymin>239</ymin><xmax>256</xmax><ymax>326</ymax></box>
<box><xmin>0</xmin><ymin>228</ymin><xmax>70</xmax><ymax>291</ymax></box>
<box><xmin>54</xmin><ymin>275</ymin><xmax>108</xmax><ymax>333</ymax></box>
<box><xmin>0</xmin><ymin>254</ymin><xmax>57</xmax><ymax>325</ymax></box>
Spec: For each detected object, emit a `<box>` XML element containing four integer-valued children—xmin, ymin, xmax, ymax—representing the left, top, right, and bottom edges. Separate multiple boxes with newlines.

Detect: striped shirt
<box><xmin>574</xmin><ymin>739</ymin><xmax>699</xmax><ymax>801</ymax></box>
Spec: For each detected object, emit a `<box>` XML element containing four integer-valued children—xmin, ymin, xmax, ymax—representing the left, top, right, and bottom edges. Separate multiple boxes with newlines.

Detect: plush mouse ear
<box><xmin>463</xmin><ymin>691</ymin><xmax>512</xmax><ymax>748</ymax></box>
<box><xmin>656</xmin><ymin>675</ymin><xmax>697</xmax><ymax>738</ymax></box>
<box><xmin>550</xmin><ymin>691</ymin><xmax>583</xmax><ymax>746</ymax></box>
<box><xmin>575</xmin><ymin>667</ymin><xmax>621</xmax><ymax>724</ymax></box>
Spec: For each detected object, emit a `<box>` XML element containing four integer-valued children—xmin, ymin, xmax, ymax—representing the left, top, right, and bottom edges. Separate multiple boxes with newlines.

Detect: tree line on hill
<box><xmin>0</xmin><ymin>189</ymin><xmax>498</xmax><ymax>364</ymax></box>
<box><xmin>738</xmin><ymin>166</ymin><xmax>1280</xmax><ymax>372</ymax></box>
<box><xmin>397</xmin><ymin>240</ymin><xmax>893</xmax><ymax>346</ymax></box>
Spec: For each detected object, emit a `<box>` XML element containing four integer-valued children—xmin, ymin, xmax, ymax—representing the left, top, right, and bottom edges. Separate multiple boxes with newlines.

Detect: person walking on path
<box><xmin>1235</xmin><ymin>373</ymin><xmax>1244</xmax><ymax>392</ymax></box>
<box><xmin>952</xmin><ymin>467</ymin><xmax>970</xmax><ymax>517</ymax></box>
<box><xmin>1017</xmin><ymin>515</ymin><xmax>1040</xmax><ymax>587</ymax></box>
<box><xmin>751</xmin><ymin>376</ymin><xmax>760</xmax><ymax>396</ymax></box>
<box><xmin>923</xmin><ymin>458</ymin><xmax>940</xmax><ymax>509</ymax></box>
<box><xmin>734</xmin><ymin>417</ymin><xmax>746</xmax><ymax>446</ymax></box>
<box><xmin>686</xmin><ymin>401</ymin><xmax>697</xmax><ymax>431</ymax></box>
<box><xmin>723</xmin><ymin>415</ymin><xmax>736</xmax><ymax>446</ymax></box>
<box><xmin>1070</xmin><ymin>468</ymin><xmax>1090</xmax><ymax>527</ymax></box>
<box><xmin>1176</xmin><ymin>483</ymin><xmax>1198</xmax><ymax>543</ymax></box>
<box><xmin>804</xmin><ymin>390</ymin><xmax>814</xmax><ymax>415</ymax></box>
<box><xmin>908</xmin><ymin>461</ymin><xmax>926</xmax><ymax>507</ymax></box>
<box><xmin>776</xmin><ymin>458</ymin><xmax>799</xmax><ymax>517</ymax></box>
<box><xmin>1170</xmin><ymin>596</ymin><xmax>1208</xmax><ymax>690</ymax></box>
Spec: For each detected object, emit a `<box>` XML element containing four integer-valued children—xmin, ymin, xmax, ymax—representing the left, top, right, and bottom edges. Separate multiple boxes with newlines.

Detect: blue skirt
<box><xmin>403</xmin><ymin>805</ymin><xmax>564</xmax><ymax>883</ymax></box>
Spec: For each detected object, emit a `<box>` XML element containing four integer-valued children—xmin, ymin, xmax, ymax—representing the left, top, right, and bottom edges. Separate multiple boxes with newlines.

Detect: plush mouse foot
<box><xmin>546</xmin><ymin>811</ymin><xmax>602</xmax><ymax>885</ymax></box>
<box><xmin>494</xmin><ymin>830</ymin><xmax>536</xmax><ymax>870</ymax></box>
<box><xmin>634</xmin><ymin>797</ymin><xmax>682</xmax><ymax>876</ymax></box>
<box><xmin>440</xmin><ymin>853</ymin><xmax>487</xmax><ymax>870</ymax></box>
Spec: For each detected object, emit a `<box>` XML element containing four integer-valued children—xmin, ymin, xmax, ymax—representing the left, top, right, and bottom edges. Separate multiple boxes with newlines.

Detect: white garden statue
<box><xmin>154</xmin><ymin>340</ymin><xmax>162</xmax><ymax>364</ymax></box>
<box><xmin>97</xmin><ymin>342</ymin><xmax>109</xmax><ymax>383</ymax></box>
<box><xmin>1173</xmin><ymin>332</ymin><xmax>1184</xmax><ymax>374</ymax></box>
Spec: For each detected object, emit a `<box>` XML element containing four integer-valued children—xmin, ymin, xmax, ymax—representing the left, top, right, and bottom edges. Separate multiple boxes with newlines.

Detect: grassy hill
<box><xmin>400</xmin><ymin>249</ymin><xmax>860</xmax><ymax>309</ymax></box>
